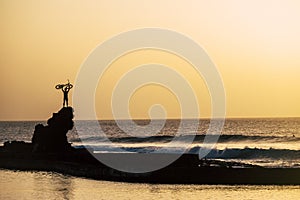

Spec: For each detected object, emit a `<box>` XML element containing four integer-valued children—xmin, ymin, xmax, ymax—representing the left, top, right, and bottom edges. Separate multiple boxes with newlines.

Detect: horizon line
<box><xmin>1</xmin><ymin>116</ymin><xmax>300</xmax><ymax>122</ymax></box>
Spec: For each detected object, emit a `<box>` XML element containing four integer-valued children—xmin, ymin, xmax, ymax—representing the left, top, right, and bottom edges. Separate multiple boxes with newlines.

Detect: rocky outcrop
<box><xmin>32</xmin><ymin>107</ymin><xmax>74</xmax><ymax>152</ymax></box>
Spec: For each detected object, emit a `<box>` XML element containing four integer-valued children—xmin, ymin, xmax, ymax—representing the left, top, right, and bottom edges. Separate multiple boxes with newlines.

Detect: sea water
<box><xmin>0</xmin><ymin>118</ymin><xmax>300</xmax><ymax>199</ymax></box>
<box><xmin>1</xmin><ymin>118</ymin><xmax>300</xmax><ymax>167</ymax></box>
<box><xmin>1</xmin><ymin>170</ymin><xmax>300</xmax><ymax>200</ymax></box>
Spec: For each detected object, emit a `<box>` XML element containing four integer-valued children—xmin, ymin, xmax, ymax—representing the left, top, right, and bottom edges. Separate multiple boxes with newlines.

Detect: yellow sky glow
<box><xmin>1</xmin><ymin>0</ymin><xmax>300</xmax><ymax>120</ymax></box>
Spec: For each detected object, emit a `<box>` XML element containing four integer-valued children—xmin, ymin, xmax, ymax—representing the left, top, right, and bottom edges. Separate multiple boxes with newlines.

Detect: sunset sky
<box><xmin>1</xmin><ymin>0</ymin><xmax>300</xmax><ymax>120</ymax></box>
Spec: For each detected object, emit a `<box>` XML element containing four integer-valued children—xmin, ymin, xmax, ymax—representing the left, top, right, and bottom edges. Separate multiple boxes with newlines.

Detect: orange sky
<box><xmin>1</xmin><ymin>0</ymin><xmax>300</xmax><ymax>120</ymax></box>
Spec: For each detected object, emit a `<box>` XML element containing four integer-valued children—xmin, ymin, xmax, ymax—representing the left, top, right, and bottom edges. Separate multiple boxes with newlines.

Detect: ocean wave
<box><xmin>70</xmin><ymin>134</ymin><xmax>300</xmax><ymax>144</ymax></box>
<box><xmin>189</xmin><ymin>147</ymin><xmax>300</xmax><ymax>160</ymax></box>
<box><xmin>75</xmin><ymin>144</ymin><xmax>300</xmax><ymax>160</ymax></box>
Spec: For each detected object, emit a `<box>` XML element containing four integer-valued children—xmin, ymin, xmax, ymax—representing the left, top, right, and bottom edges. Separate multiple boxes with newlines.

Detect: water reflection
<box><xmin>1</xmin><ymin>170</ymin><xmax>300</xmax><ymax>200</ymax></box>
<box><xmin>33</xmin><ymin>172</ymin><xmax>74</xmax><ymax>200</ymax></box>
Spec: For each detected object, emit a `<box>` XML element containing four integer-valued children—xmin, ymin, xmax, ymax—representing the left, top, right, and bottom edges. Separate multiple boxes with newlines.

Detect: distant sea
<box><xmin>1</xmin><ymin>118</ymin><xmax>300</xmax><ymax>199</ymax></box>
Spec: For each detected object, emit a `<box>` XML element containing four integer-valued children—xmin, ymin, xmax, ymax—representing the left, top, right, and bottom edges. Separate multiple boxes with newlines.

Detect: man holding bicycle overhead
<box><xmin>56</xmin><ymin>80</ymin><xmax>73</xmax><ymax>107</ymax></box>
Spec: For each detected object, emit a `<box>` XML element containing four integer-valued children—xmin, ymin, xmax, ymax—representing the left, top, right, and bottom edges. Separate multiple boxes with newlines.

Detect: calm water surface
<box><xmin>0</xmin><ymin>170</ymin><xmax>300</xmax><ymax>200</ymax></box>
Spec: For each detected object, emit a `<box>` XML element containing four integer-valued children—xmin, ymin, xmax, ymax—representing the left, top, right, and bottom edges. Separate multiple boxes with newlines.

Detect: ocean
<box><xmin>1</xmin><ymin>118</ymin><xmax>300</xmax><ymax>199</ymax></box>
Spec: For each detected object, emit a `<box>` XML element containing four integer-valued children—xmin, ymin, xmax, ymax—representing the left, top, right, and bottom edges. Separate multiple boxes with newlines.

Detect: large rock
<box><xmin>32</xmin><ymin>107</ymin><xmax>74</xmax><ymax>152</ymax></box>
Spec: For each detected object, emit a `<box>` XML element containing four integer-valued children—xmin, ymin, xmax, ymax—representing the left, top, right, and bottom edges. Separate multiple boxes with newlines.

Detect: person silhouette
<box><xmin>62</xmin><ymin>86</ymin><xmax>71</xmax><ymax>107</ymax></box>
<box><xmin>56</xmin><ymin>80</ymin><xmax>73</xmax><ymax>107</ymax></box>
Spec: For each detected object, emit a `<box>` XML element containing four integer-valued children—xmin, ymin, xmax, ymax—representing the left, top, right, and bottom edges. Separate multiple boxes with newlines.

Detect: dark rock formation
<box><xmin>32</xmin><ymin>107</ymin><xmax>74</xmax><ymax>152</ymax></box>
<box><xmin>3</xmin><ymin>141</ymin><xmax>33</xmax><ymax>153</ymax></box>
